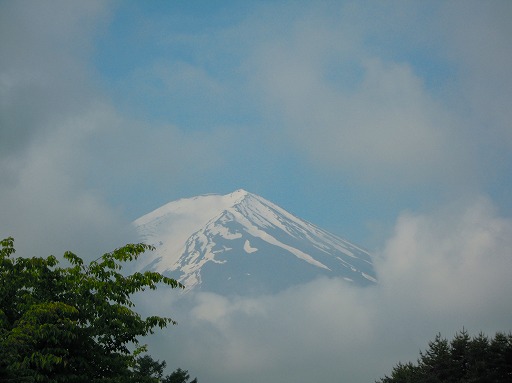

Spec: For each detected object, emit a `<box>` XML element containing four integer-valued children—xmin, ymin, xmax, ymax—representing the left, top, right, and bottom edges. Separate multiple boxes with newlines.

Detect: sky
<box><xmin>1</xmin><ymin>1</ymin><xmax>512</xmax><ymax>382</ymax></box>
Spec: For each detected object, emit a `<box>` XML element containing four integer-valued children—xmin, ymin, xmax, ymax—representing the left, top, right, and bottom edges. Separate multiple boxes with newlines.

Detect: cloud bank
<box><xmin>147</xmin><ymin>197</ymin><xmax>512</xmax><ymax>383</ymax></box>
<box><xmin>0</xmin><ymin>0</ymin><xmax>132</xmax><ymax>258</ymax></box>
<box><xmin>0</xmin><ymin>1</ymin><xmax>230</xmax><ymax>257</ymax></box>
<box><xmin>242</xmin><ymin>1</ymin><xmax>511</xmax><ymax>190</ymax></box>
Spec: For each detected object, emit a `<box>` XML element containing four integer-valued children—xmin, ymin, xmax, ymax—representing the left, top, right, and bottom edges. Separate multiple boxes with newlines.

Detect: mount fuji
<box><xmin>133</xmin><ymin>189</ymin><xmax>376</xmax><ymax>295</ymax></box>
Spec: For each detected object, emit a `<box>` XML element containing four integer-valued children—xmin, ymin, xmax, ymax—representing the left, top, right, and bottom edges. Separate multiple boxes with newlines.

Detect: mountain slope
<box><xmin>133</xmin><ymin>189</ymin><xmax>376</xmax><ymax>295</ymax></box>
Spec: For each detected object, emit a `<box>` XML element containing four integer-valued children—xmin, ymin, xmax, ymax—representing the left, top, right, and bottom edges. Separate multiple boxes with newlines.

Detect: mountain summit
<box><xmin>133</xmin><ymin>190</ymin><xmax>376</xmax><ymax>295</ymax></box>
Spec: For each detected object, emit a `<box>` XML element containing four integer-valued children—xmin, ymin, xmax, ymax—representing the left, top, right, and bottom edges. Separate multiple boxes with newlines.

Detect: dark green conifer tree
<box><xmin>377</xmin><ymin>329</ymin><xmax>512</xmax><ymax>383</ymax></box>
<box><xmin>162</xmin><ymin>367</ymin><xmax>198</xmax><ymax>383</ymax></box>
<box><xmin>418</xmin><ymin>333</ymin><xmax>452</xmax><ymax>382</ymax></box>
<box><xmin>449</xmin><ymin>328</ymin><xmax>471</xmax><ymax>381</ymax></box>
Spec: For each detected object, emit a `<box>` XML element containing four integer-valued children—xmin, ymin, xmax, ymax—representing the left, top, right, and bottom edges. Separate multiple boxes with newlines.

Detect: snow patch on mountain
<box><xmin>133</xmin><ymin>189</ymin><xmax>248</xmax><ymax>271</ymax></box>
<box><xmin>244</xmin><ymin>240</ymin><xmax>258</xmax><ymax>253</ymax></box>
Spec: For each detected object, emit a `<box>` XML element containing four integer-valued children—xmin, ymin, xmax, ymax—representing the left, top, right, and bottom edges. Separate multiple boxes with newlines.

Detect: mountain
<box><xmin>133</xmin><ymin>189</ymin><xmax>376</xmax><ymax>295</ymax></box>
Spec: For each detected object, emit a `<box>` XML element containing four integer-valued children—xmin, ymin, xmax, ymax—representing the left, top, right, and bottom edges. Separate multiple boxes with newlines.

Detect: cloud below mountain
<box><xmin>142</xmin><ymin>196</ymin><xmax>512</xmax><ymax>383</ymax></box>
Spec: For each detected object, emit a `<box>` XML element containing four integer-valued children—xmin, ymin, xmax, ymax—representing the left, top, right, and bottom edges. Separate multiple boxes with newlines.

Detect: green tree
<box><xmin>488</xmin><ymin>332</ymin><xmax>512</xmax><ymax>382</ymax></box>
<box><xmin>130</xmin><ymin>355</ymin><xmax>198</xmax><ymax>383</ymax></box>
<box><xmin>418</xmin><ymin>333</ymin><xmax>452</xmax><ymax>382</ymax></box>
<box><xmin>449</xmin><ymin>328</ymin><xmax>471</xmax><ymax>381</ymax></box>
<box><xmin>162</xmin><ymin>368</ymin><xmax>198</xmax><ymax>383</ymax></box>
<box><xmin>377</xmin><ymin>329</ymin><xmax>512</xmax><ymax>383</ymax></box>
<box><xmin>378</xmin><ymin>362</ymin><xmax>419</xmax><ymax>383</ymax></box>
<box><xmin>466</xmin><ymin>332</ymin><xmax>492</xmax><ymax>383</ymax></box>
<box><xmin>0</xmin><ymin>236</ymin><xmax>183</xmax><ymax>382</ymax></box>
<box><xmin>131</xmin><ymin>355</ymin><xmax>167</xmax><ymax>383</ymax></box>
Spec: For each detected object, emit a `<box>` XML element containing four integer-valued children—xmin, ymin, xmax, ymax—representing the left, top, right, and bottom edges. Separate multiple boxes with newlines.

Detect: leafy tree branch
<box><xmin>0</xmin><ymin>237</ymin><xmax>187</xmax><ymax>382</ymax></box>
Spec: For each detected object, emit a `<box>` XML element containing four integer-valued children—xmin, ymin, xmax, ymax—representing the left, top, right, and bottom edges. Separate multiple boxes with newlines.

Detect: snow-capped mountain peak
<box><xmin>133</xmin><ymin>190</ymin><xmax>376</xmax><ymax>295</ymax></box>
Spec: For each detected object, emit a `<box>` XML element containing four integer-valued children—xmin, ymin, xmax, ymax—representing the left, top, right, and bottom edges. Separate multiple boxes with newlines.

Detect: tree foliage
<box><xmin>377</xmin><ymin>329</ymin><xmax>512</xmax><ymax>383</ymax></box>
<box><xmin>132</xmin><ymin>355</ymin><xmax>167</xmax><ymax>383</ymax></box>
<box><xmin>131</xmin><ymin>356</ymin><xmax>197</xmax><ymax>383</ymax></box>
<box><xmin>163</xmin><ymin>367</ymin><xmax>198</xmax><ymax>383</ymax></box>
<box><xmin>0</xmin><ymin>237</ymin><xmax>185</xmax><ymax>382</ymax></box>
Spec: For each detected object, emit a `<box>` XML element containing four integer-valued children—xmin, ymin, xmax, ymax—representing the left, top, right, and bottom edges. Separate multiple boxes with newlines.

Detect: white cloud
<box><xmin>440</xmin><ymin>1</ymin><xmax>512</xmax><ymax>148</ymax></box>
<box><xmin>0</xmin><ymin>0</ymin><xmax>132</xmax><ymax>257</ymax></box>
<box><xmin>0</xmin><ymin>0</ymin><xmax>110</xmax><ymax>155</ymax></box>
<box><xmin>241</xmin><ymin>1</ymin><xmax>508</xmax><ymax>190</ymax></box>
<box><xmin>0</xmin><ymin>0</ymin><xmax>230</xmax><ymax>257</ymax></box>
<box><xmin>378</xmin><ymin>196</ymin><xmax>512</xmax><ymax>318</ymax></box>
<box><xmin>0</xmin><ymin>104</ymin><xmax>134</xmax><ymax>258</ymax></box>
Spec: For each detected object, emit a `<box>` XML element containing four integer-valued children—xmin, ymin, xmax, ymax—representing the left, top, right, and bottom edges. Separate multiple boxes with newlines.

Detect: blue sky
<box><xmin>2</xmin><ymin>0</ymin><xmax>511</xmax><ymax>250</ymax></box>
<box><xmin>1</xmin><ymin>1</ymin><xmax>512</xmax><ymax>382</ymax></box>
